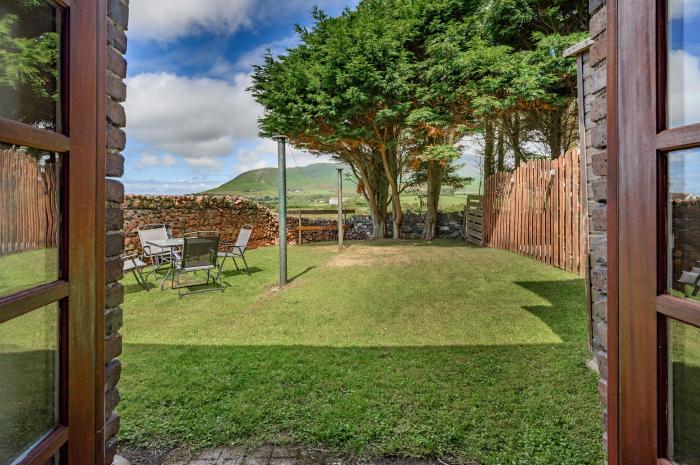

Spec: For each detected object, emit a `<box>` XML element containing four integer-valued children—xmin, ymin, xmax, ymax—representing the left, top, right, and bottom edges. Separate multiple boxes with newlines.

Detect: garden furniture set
<box><xmin>123</xmin><ymin>223</ymin><xmax>253</xmax><ymax>296</ymax></box>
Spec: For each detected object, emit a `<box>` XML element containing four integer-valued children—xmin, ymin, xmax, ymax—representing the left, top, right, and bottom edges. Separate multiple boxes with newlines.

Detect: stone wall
<box><xmin>565</xmin><ymin>0</ymin><xmax>609</xmax><ymax>458</ymax></box>
<box><xmin>123</xmin><ymin>195</ymin><xmax>465</xmax><ymax>251</ymax></box>
<box><xmin>124</xmin><ymin>195</ymin><xmax>282</xmax><ymax>251</ymax></box>
<box><xmin>350</xmin><ymin>212</ymin><xmax>465</xmax><ymax>240</ymax></box>
<box><xmin>104</xmin><ymin>0</ymin><xmax>129</xmax><ymax>464</ymax></box>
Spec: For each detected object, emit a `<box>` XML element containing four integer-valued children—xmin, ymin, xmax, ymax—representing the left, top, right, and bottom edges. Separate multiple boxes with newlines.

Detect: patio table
<box><xmin>147</xmin><ymin>238</ymin><xmax>184</xmax><ymax>290</ymax></box>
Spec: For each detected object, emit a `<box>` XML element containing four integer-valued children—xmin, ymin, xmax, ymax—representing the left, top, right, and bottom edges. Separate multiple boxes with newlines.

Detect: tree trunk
<box><xmin>483</xmin><ymin>123</ymin><xmax>496</xmax><ymax>178</ymax></box>
<box><xmin>496</xmin><ymin>130</ymin><xmax>505</xmax><ymax>172</ymax></box>
<box><xmin>379</xmin><ymin>144</ymin><xmax>403</xmax><ymax>240</ymax></box>
<box><xmin>422</xmin><ymin>160</ymin><xmax>442</xmax><ymax>240</ymax></box>
<box><xmin>353</xmin><ymin>151</ymin><xmax>388</xmax><ymax>239</ymax></box>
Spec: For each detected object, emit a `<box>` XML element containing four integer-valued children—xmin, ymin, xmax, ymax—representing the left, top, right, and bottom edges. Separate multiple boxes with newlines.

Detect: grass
<box><xmin>118</xmin><ymin>241</ymin><xmax>605</xmax><ymax>465</ymax></box>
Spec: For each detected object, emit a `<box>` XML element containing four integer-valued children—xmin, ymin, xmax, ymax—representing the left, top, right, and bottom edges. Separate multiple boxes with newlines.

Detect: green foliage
<box><xmin>251</xmin><ymin>0</ymin><xmax>589</xmax><ymax>228</ymax></box>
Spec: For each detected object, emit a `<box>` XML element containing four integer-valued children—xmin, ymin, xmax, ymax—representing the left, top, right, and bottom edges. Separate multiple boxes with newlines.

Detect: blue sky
<box><xmin>124</xmin><ymin>0</ymin><xmax>360</xmax><ymax>194</ymax></box>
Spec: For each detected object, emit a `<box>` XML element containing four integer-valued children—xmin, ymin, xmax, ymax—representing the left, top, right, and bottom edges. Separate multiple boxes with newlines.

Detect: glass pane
<box><xmin>0</xmin><ymin>144</ymin><xmax>61</xmax><ymax>298</ymax></box>
<box><xmin>0</xmin><ymin>304</ymin><xmax>59</xmax><ymax>465</ymax></box>
<box><xmin>668</xmin><ymin>319</ymin><xmax>700</xmax><ymax>464</ymax></box>
<box><xmin>668</xmin><ymin>0</ymin><xmax>700</xmax><ymax>128</ymax></box>
<box><xmin>0</xmin><ymin>0</ymin><xmax>61</xmax><ymax>130</ymax></box>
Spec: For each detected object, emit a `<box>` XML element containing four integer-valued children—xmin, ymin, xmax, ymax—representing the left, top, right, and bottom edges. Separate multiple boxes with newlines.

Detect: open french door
<box><xmin>0</xmin><ymin>0</ymin><xmax>104</xmax><ymax>464</ymax></box>
<box><xmin>615</xmin><ymin>0</ymin><xmax>700</xmax><ymax>464</ymax></box>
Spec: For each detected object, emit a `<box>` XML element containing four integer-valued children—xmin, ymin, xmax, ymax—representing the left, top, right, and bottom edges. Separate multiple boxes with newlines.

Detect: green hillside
<box><xmin>206</xmin><ymin>163</ymin><xmax>357</xmax><ymax>196</ymax></box>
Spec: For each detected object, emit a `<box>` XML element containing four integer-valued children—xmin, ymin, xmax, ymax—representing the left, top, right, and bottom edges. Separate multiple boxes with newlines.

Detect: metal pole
<box><xmin>337</xmin><ymin>168</ymin><xmax>344</xmax><ymax>251</ymax></box>
<box><xmin>277</xmin><ymin>136</ymin><xmax>287</xmax><ymax>286</ymax></box>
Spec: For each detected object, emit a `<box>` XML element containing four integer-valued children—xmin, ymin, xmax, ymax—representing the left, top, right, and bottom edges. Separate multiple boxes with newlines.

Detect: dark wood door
<box><xmin>0</xmin><ymin>0</ymin><xmax>104</xmax><ymax>464</ymax></box>
<box><xmin>616</xmin><ymin>0</ymin><xmax>700</xmax><ymax>464</ymax></box>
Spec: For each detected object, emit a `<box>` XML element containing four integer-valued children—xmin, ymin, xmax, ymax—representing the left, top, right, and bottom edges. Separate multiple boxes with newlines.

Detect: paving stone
<box><xmin>244</xmin><ymin>456</ymin><xmax>270</xmax><ymax>465</ymax></box>
<box><xmin>270</xmin><ymin>447</ymin><xmax>298</xmax><ymax>459</ymax></box>
<box><xmin>252</xmin><ymin>446</ymin><xmax>274</xmax><ymax>459</ymax></box>
<box><xmin>198</xmin><ymin>449</ymin><xmax>224</xmax><ymax>460</ymax></box>
<box><xmin>270</xmin><ymin>458</ymin><xmax>297</xmax><ymax>465</ymax></box>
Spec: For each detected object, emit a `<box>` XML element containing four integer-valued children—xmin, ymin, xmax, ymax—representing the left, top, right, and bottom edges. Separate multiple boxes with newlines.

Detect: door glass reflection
<box><xmin>0</xmin><ymin>304</ymin><xmax>59</xmax><ymax>465</ymax></box>
<box><xmin>0</xmin><ymin>144</ymin><xmax>61</xmax><ymax>298</ymax></box>
<box><xmin>668</xmin><ymin>0</ymin><xmax>700</xmax><ymax>128</ymax></box>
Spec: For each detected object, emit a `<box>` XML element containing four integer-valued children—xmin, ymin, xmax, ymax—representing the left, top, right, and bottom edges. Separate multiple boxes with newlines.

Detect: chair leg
<box><xmin>232</xmin><ymin>257</ymin><xmax>240</xmax><ymax>271</ymax></box>
<box><xmin>241</xmin><ymin>254</ymin><xmax>250</xmax><ymax>275</ymax></box>
<box><xmin>132</xmin><ymin>269</ymin><xmax>149</xmax><ymax>291</ymax></box>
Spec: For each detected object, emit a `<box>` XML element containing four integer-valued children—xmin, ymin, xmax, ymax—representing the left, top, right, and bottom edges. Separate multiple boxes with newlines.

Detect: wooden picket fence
<box><xmin>0</xmin><ymin>149</ymin><xmax>59</xmax><ymax>256</ymax></box>
<box><xmin>480</xmin><ymin>149</ymin><xmax>586</xmax><ymax>275</ymax></box>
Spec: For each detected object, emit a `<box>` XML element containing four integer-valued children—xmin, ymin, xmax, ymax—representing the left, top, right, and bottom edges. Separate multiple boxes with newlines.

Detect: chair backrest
<box><xmin>138</xmin><ymin>224</ymin><xmax>169</xmax><ymax>255</ymax></box>
<box><xmin>182</xmin><ymin>231</ymin><xmax>220</xmax><ymax>269</ymax></box>
<box><xmin>235</xmin><ymin>225</ymin><xmax>253</xmax><ymax>250</ymax></box>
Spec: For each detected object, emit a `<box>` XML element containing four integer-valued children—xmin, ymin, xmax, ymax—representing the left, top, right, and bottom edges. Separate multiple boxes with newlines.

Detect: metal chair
<box><xmin>173</xmin><ymin>231</ymin><xmax>224</xmax><ymax>297</ymax></box>
<box><xmin>137</xmin><ymin>224</ymin><xmax>179</xmax><ymax>274</ymax></box>
<box><xmin>123</xmin><ymin>254</ymin><xmax>150</xmax><ymax>291</ymax></box>
<box><xmin>221</xmin><ymin>225</ymin><xmax>253</xmax><ymax>275</ymax></box>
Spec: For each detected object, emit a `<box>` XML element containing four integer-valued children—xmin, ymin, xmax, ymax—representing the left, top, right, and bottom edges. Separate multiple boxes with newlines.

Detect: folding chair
<box><xmin>137</xmin><ymin>224</ymin><xmax>179</xmax><ymax>275</ymax></box>
<box><xmin>123</xmin><ymin>254</ymin><xmax>150</xmax><ymax>291</ymax></box>
<box><xmin>173</xmin><ymin>231</ymin><xmax>224</xmax><ymax>297</ymax></box>
<box><xmin>221</xmin><ymin>225</ymin><xmax>253</xmax><ymax>275</ymax></box>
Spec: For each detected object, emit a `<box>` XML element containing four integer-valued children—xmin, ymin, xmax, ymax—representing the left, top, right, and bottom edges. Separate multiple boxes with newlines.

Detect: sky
<box><xmin>123</xmin><ymin>0</ymin><xmax>361</xmax><ymax>195</ymax></box>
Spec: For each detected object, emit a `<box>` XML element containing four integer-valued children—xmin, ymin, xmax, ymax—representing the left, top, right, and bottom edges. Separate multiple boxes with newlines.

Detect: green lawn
<box><xmin>119</xmin><ymin>241</ymin><xmax>605</xmax><ymax>465</ymax></box>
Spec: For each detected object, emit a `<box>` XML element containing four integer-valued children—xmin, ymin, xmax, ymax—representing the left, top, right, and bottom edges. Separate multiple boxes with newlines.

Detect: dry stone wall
<box><xmin>123</xmin><ymin>195</ymin><xmax>465</xmax><ymax>251</ymax></box>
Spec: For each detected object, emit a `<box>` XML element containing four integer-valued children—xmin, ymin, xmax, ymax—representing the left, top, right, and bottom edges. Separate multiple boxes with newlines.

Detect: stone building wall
<box><xmin>104</xmin><ymin>0</ymin><xmax>129</xmax><ymax>463</ymax></box>
<box><xmin>565</xmin><ymin>0</ymin><xmax>610</xmax><ymax>457</ymax></box>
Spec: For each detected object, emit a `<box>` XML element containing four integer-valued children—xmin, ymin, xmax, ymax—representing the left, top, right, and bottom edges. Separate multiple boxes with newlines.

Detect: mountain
<box><xmin>206</xmin><ymin>163</ymin><xmax>357</xmax><ymax>197</ymax></box>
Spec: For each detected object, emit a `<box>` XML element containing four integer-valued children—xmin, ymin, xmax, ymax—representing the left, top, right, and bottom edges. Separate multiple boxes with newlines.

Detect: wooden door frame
<box><xmin>0</xmin><ymin>0</ymin><xmax>105</xmax><ymax>463</ymax></box>
<box><xmin>612</xmin><ymin>0</ymin><xmax>660</xmax><ymax>462</ymax></box>
<box><xmin>612</xmin><ymin>0</ymin><xmax>700</xmax><ymax>463</ymax></box>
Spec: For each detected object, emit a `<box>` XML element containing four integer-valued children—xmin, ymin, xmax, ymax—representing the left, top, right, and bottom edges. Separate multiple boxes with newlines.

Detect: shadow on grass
<box><xmin>289</xmin><ymin>266</ymin><xmax>316</xmax><ymax>283</ymax></box>
<box><xmin>516</xmin><ymin>280</ymin><xmax>586</xmax><ymax>343</ymax></box>
<box><xmin>118</xmin><ymin>342</ymin><xmax>605</xmax><ymax>465</ymax></box>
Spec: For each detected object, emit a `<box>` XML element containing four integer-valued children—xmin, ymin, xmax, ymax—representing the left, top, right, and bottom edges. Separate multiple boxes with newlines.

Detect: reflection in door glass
<box><xmin>668</xmin><ymin>0</ymin><xmax>700</xmax><ymax>128</ymax></box>
<box><xmin>0</xmin><ymin>144</ymin><xmax>61</xmax><ymax>298</ymax></box>
<box><xmin>0</xmin><ymin>0</ymin><xmax>61</xmax><ymax>130</ymax></box>
<box><xmin>0</xmin><ymin>304</ymin><xmax>58</xmax><ymax>465</ymax></box>
<box><xmin>668</xmin><ymin>319</ymin><xmax>700</xmax><ymax>465</ymax></box>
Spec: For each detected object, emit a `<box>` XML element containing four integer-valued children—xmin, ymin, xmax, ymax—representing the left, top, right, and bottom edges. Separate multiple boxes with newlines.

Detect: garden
<box><xmin>117</xmin><ymin>241</ymin><xmax>604</xmax><ymax>465</ymax></box>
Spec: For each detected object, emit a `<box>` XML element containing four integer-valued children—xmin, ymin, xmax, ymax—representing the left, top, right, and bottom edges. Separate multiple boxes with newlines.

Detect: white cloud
<box><xmin>130</xmin><ymin>0</ymin><xmax>355</xmax><ymax>42</ymax></box>
<box><xmin>123</xmin><ymin>178</ymin><xmax>220</xmax><ymax>195</ymax></box>
<box><xmin>206</xmin><ymin>35</ymin><xmax>300</xmax><ymax>78</ymax></box>
<box><xmin>669</xmin><ymin>0</ymin><xmax>700</xmax><ymax>18</ymax></box>
<box><xmin>668</xmin><ymin>50</ymin><xmax>700</xmax><ymax>127</ymax></box>
<box><xmin>125</xmin><ymin>72</ymin><xmax>262</xmax><ymax>170</ymax></box>
<box><xmin>136</xmin><ymin>152</ymin><xmax>177</xmax><ymax>169</ymax></box>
